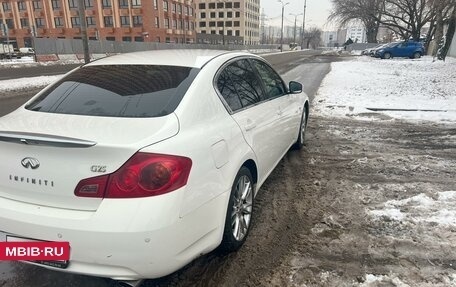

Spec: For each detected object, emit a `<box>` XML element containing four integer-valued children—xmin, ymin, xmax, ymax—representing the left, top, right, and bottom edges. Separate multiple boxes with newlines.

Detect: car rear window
<box><xmin>26</xmin><ymin>65</ymin><xmax>200</xmax><ymax>118</ymax></box>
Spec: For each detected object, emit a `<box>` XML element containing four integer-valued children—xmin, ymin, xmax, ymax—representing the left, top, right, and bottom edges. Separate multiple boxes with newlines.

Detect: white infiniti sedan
<box><xmin>0</xmin><ymin>50</ymin><xmax>309</xmax><ymax>284</ymax></box>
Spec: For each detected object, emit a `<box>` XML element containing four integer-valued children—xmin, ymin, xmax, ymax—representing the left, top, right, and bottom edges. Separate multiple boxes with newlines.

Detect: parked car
<box><xmin>375</xmin><ymin>41</ymin><xmax>425</xmax><ymax>59</ymax></box>
<box><xmin>19</xmin><ymin>47</ymin><xmax>35</xmax><ymax>56</ymax></box>
<box><xmin>0</xmin><ymin>50</ymin><xmax>309</xmax><ymax>285</ymax></box>
<box><xmin>361</xmin><ymin>44</ymin><xmax>384</xmax><ymax>56</ymax></box>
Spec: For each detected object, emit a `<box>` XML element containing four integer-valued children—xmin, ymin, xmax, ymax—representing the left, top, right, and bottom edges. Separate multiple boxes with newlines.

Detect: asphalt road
<box><xmin>0</xmin><ymin>51</ymin><xmax>340</xmax><ymax>287</ymax></box>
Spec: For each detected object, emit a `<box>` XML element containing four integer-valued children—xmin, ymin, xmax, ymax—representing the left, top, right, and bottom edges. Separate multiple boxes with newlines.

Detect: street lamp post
<box><xmin>290</xmin><ymin>13</ymin><xmax>303</xmax><ymax>44</ymax></box>
<box><xmin>279</xmin><ymin>0</ymin><xmax>289</xmax><ymax>52</ymax></box>
<box><xmin>300</xmin><ymin>0</ymin><xmax>307</xmax><ymax>50</ymax></box>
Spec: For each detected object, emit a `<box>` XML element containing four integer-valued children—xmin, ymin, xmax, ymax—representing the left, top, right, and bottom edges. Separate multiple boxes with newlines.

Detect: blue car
<box><xmin>375</xmin><ymin>41</ymin><xmax>425</xmax><ymax>59</ymax></box>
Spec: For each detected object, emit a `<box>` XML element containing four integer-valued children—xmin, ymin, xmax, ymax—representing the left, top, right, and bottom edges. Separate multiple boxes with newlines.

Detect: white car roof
<box><xmin>86</xmin><ymin>49</ymin><xmax>242</xmax><ymax>69</ymax></box>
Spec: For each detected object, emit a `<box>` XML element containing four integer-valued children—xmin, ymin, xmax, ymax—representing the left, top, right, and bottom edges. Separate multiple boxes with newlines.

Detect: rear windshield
<box><xmin>26</xmin><ymin>65</ymin><xmax>200</xmax><ymax>118</ymax></box>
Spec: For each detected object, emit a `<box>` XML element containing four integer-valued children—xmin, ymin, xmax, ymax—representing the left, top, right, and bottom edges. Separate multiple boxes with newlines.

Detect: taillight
<box><xmin>74</xmin><ymin>153</ymin><xmax>192</xmax><ymax>198</ymax></box>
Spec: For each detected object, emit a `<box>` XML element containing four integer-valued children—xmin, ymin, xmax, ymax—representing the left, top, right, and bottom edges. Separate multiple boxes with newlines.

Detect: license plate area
<box><xmin>3</xmin><ymin>233</ymin><xmax>69</xmax><ymax>269</ymax></box>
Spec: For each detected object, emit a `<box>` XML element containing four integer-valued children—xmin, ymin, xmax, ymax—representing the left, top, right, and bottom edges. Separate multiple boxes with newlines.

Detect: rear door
<box><xmin>215</xmin><ymin>58</ymin><xmax>283</xmax><ymax>181</ymax></box>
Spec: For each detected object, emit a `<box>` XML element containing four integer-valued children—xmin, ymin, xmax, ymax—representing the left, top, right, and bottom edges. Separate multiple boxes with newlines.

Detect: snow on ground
<box><xmin>314</xmin><ymin>56</ymin><xmax>456</xmax><ymax>123</ymax></box>
<box><xmin>0</xmin><ymin>75</ymin><xmax>63</xmax><ymax>95</ymax></box>
<box><xmin>0</xmin><ymin>57</ymin><xmax>83</xmax><ymax>68</ymax></box>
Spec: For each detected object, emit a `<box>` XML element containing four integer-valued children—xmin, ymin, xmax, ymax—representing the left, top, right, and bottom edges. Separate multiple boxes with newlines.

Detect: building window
<box><xmin>172</xmin><ymin>19</ymin><xmax>176</xmax><ymax>29</ymax></box>
<box><xmin>155</xmin><ymin>37</ymin><xmax>160</xmax><ymax>42</ymax></box>
<box><xmin>225</xmin><ymin>21</ymin><xmax>232</xmax><ymax>27</ymax></box>
<box><xmin>165</xmin><ymin>37</ymin><xmax>170</xmax><ymax>43</ymax></box>
<box><xmin>208</xmin><ymin>3</ymin><xmax>215</xmax><ymax>9</ymax></box>
<box><xmin>164</xmin><ymin>18</ymin><xmax>169</xmax><ymax>28</ymax></box>
<box><xmin>234</xmin><ymin>2</ymin><xmax>240</xmax><ymax>8</ymax></box>
<box><xmin>217</xmin><ymin>21</ymin><xmax>223</xmax><ymax>27</ymax></box>
<box><xmin>2</xmin><ymin>2</ymin><xmax>10</xmax><ymax>11</ymax></box>
<box><xmin>119</xmin><ymin>0</ymin><xmax>128</xmax><ymax>8</ymax></box>
<box><xmin>189</xmin><ymin>7</ymin><xmax>193</xmax><ymax>15</ymax></box>
<box><xmin>17</xmin><ymin>1</ymin><xmax>26</xmax><ymax>11</ymax></box>
<box><xmin>71</xmin><ymin>17</ymin><xmax>80</xmax><ymax>27</ymax></box>
<box><xmin>163</xmin><ymin>1</ymin><xmax>168</xmax><ymax>11</ymax></box>
<box><xmin>235</xmin><ymin>12</ymin><xmax>240</xmax><ymax>17</ymax></box>
<box><xmin>134</xmin><ymin>36</ymin><xmax>143</xmax><ymax>42</ymax></box>
<box><xmin>33</xmin><ymin>1</ymin><xmax>42</xmax><ymax>10</ymax></box>
<box><xmin>177</xmin><ymin>4</ymin><xmax>181</xmax><ymax>14</ymax></box>
<box><xmin>234</xmin><ymin>21</ymin><xmax>240</xmax><ymax>27</ymax></box>
<box><xmin>227</xmin><ymin>12</ymin><xmax>232</xmax><ymax>18</ymax></box>
<box><xmin>226</xmin><ymin>2</ymin><xmax>232</xmax><ymax>8</ymax></box>
<box><xmin>153</xmin><ymin>0</ymin><xmax>157</xmax><ymax>9</ymax></box>
<box><xmin>120</xmin><ymin>16</ymin><xmax>130</xmax><ymax>26</ymax></box>
<box><xmin>131</xmin><ymin>0</ymin><xmax>141</xmax><ymax>7</ymax></box>
<box><xmin>210</xmin><ymin>12</ymin><xmax>215</xmax><ymax>18</ymax></box>
<box><xmin>68</xmin><ymin>0</ymin><xmax>77</xmax><ymax>8</ymax></box>
<box><xmin>217</xmin><ymin>2</ymin><xmax>223</xmax><ymax>8</ymax></box>
<box><xmin>198</xmin><ymin>3</ymin><xmax>205</xmax><ymax>9</ymax></box>
<box><xmin>54</xmin><ymin>17</ymin><xmax>64</xmax><ymax>27</ymax></box>
<box><xmin>84</xmin><ymin>0</ymin><xmax>93</xmax><ymax>7</ymax></box>
<box><xmin>235</xmin><ymin>30</ymin><xmax>240</xmax><ymax>36</ymax></box>
<box><xmin>20</xmin><ymin>18</ymin><xmax>29</xmax><ymax>28</ymax></box>
<box><xmin>133</xmin><ymin>15</ymin><xmax>142</xmax><ymax>27</ymax></box>
<box><xmin>209</xmin><ymin>21</ymin><xmax>215</xmax><ymax>27</ymax></box>
<box><xmin>4</xmin><ymin>19</ymin><xmax>14</xmax><ymax>29</ymax></box>
<box><xmin>172</xmin><ymin>3</ymin><xmax>176</xmax><ymax>12</ymax></box>
<box><xmin>219</xmin><ymin>12</ymin><xmax>224</xmax><ymax>18</ymax></box>
<box><xmin>104</xmin><ymin>16</ymin><xmax>113</xmax><ymax>27</ymax></box>
<box><xmin>201</xmin><ymin>12</ymin><xmax>206</xmax><ymax>18</ymax></box>
<box><xmin>35</xmin><ymin>18</ymin><xmax>45</xmax><ymax>28</ymax></box>
<box><xmin>52</xmin><ymin>0</ymin><xmax>60</xmax><ymax>9</ymax></box>
<box><xmin>122</xmin><ymin>36</ymin><xmax>132</xmax><ymax>42</ymax></box>
<box><xmin>227</xmin><ymin>30</ymin><xmax>232</xmax><ymax>36</ymax></box>
<box><xmin>106</xmin><ymin>36</ymin><xmax>116</xmax><ymax>41</ymax></box>
<box><xmin>102</xmin><ymin>0</ymin><xmax>111</xmax><ymax>7</ymax></box>
<box><xmin>155</xmin><ymin>17</ymin><xmax>159</xmax><ymax>27</ymax></box>
<box><xmin>86</xmin><ymin>16</ymin><xmax>96</xmax><ymax>26</ymax></box>
<box><xmin>199</xmin><ymin>22</ymin><xmax>206</xmax><ymax>28</ymax></box>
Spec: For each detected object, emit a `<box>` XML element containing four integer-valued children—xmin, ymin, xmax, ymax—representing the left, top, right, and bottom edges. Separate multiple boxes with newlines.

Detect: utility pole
<box><xmin>279</xmin><ymin>0</ymin><xmax>289</xmax><ymax>52</ymax></box>
<box><xmin>77</xmin><ymin>0</ymin><xmax>90</xmax><ymax>63</ymax></box>
<box><xmin>290</xmin><ymin>13</ymin><xmax>303</xmax><ymax>44</ymax></box>
<box><xmin>300</xmin><ymin>0</ymin><xmax>307</xmax><ymax>49</ymax></box>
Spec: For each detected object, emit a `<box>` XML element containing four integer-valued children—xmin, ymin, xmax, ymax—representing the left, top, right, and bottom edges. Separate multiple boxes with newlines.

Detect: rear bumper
<box><xmin>0</xmin><ymin>188</ymin><xmax>230</xmax><ymax>280</ymax></box>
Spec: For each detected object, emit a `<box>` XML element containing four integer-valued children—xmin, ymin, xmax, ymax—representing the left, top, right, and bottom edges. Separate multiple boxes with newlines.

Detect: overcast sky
<box><xmin>261</xmin><ymin>0</ymin><xmax>334</xmax><ymax>30</ymax></box>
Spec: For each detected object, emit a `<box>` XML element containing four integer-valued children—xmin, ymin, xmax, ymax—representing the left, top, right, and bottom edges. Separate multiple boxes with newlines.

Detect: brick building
<box><xmin>0</xmin><ymin>0</ymin><xmax>196</xmax><ymax>48</ymax></box>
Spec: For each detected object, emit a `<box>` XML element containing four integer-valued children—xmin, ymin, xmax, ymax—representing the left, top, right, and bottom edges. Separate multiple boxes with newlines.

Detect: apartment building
<box><xmin>194</xmin><ymin>0</ymin><xmax>259</xmax><ymax>45</ymax></box>
<box><xmin>0</xmin><ymin>0</ymin><xmax>196</xmax><ymax>48</ymax></box>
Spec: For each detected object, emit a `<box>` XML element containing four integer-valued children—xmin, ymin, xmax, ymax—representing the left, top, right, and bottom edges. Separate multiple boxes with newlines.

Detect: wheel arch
<box><xmin>242</xmin><ymin>159</ymin><xmax>258</xmax><ymax>186</ymax></box>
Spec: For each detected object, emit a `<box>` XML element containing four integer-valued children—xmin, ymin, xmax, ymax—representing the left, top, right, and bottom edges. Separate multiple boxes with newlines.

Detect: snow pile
<box><xmin>0</xmin><ymin>75</ymin><xmax>63</xmax><ymax>95</ymax></box>
<box><xmin>314</xmin><ymin>56</ymin><xmax>456</xmax><ymax>123</ymax></box>
<box><xmin>359</xmin><ymin>274</ymin><xmax>409</xmax><ymax>287</ymax></box>
<box><xmin>369</xmin><ymin>191</ymin><xmax>456</xmax><ymax>226</ymax></box>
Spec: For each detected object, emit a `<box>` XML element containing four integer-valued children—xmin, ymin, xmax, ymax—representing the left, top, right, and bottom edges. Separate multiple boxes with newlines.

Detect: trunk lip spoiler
<box><xmin>0</xmin><ymin>131</ymin><xmax>96</xmax><ymax>148</ymax></box>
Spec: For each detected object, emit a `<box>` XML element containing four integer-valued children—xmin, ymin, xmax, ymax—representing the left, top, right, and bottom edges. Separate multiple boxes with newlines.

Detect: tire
<box><xmin>383</xmin><ymin>52</ymin><xmax>392</xmax><ymax>59</ymax></box>
<box><xmin>293</xmin><ymin>107</ymin><xmax>307</xmax><ymax>150</ymax></box>
<box><xmin>220</xmin><ymin>167</ymin><xmax>254</xmax><ymax>252</ymax></box>
<box><xmin>413</xmin><ymin>52</ymin><xmax>421</xmax><ymax>59</ymax></box>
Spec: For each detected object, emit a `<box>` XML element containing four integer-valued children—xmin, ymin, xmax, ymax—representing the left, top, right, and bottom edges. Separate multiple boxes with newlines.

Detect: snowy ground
<box><xmin>0</xmin><ymin>75</ymin><xmax>62</xmax><ymax>95</ymax></box>
<box><xmin>314</xmin><ymin>56</ymin><xmax>456</xmax><ymax>123</ymax></box>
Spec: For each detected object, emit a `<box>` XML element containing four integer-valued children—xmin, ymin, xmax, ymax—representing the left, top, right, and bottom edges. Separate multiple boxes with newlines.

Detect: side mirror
<box><xmin>289</xmin><ymin>81</ymin><xmax>303</xmax><ymax>94</ymax></box>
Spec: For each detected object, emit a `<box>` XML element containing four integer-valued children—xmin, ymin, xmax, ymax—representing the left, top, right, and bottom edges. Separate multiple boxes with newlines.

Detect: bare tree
<box><xmin>329</xmin><ymin>0</ymin><xmax>384</xmax><ymax>43</ymax></box>
<box><xmin>426</xmin><ymin>0</ymin><xmax>455</xmax><ymax>54</ymax></box>
<box><xmin>303</xmin><ymin>27</ymin><xmax>322</xmax><ymax>49</ymax></box>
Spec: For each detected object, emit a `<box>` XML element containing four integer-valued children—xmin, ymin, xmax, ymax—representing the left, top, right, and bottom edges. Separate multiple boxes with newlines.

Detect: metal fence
<box><xmin>34</xmin><ymin>38</ymin><xmax>279</xmax><ymax>56</ymax></box>
<box><xmin>345</xmin><ymin>43</ymin><xmax>380</xmax><ymax>52</ymax></box>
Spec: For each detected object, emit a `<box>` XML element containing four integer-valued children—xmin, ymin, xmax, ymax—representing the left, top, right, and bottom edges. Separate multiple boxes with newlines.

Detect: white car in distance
<box><xmin>0</xmin><ymin>50</ymin><xmax>309</xmax><ymax>286</ymax></box>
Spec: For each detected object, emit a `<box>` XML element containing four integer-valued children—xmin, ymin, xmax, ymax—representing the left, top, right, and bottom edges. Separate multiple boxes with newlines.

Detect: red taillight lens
<box><xmin>74</xmin><ymin>153</ymin><xmax>192</xmax><ymax>198</ymax></box>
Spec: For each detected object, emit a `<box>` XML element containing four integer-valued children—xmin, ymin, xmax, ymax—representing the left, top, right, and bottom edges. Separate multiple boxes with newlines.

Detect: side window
<box><xmin>217</xmin><ymin>59</ymin><xmax>264</xmax><ymax>111</ymax></box>
<box><xmin>226</xmin><ymin>60</ymin><xmax>264</xmax><ymax>108</ymax></box>
<box><xmin>216</xmin><ymin>69</ymin><xmax>242</xmax><ymax>112</ymax></box>
<box><xmin>251</xmin><ymin>59</ymin><xmax>286</xmax><ymax>99</ymax></box>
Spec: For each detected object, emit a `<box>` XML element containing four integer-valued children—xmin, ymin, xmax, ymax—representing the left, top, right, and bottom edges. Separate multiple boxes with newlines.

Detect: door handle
<box><xmin>245</xmin><ymin>120</ymin><xmax>256</xmax><ymax>131</ymax></box>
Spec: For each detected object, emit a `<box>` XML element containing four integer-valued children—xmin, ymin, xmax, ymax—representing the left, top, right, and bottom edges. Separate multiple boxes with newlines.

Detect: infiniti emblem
<box><xmin>21</xmin><ymin>157</ymin><xmax>40</xmax><ymax>169</ymax></box>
